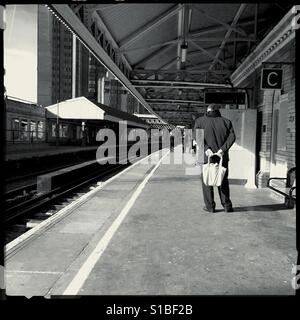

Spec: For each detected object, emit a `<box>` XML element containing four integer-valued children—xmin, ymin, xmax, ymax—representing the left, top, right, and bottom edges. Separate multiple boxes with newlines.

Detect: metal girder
<box><xmin>209</xmin><ymin>4</ymin><xmax>247</xmax><ymax>71</ymax></box>
<box><xmin>187</xmin><ymin>54</ymin><xmax>234</xmax><ymax>71</ymax></box>
<box><xmin>132</xmin><ymin>80</ymin><xmax>230</xmax><ymax>87</ymax></box>
<box><xmin>119</xmin><ymin>39</ymin><xmax>179</xmax><ymax>54</ymax></box>
<box><xmin>92</xmin><ymin>10</ymin><xmax>132</xmax><ymax>71</ymax></box>
<box><xmin>192</xmin><ymin>36</ymin><xmax>255</xmax><ymax>42</ymax></box>
<box><xmin>190</xmin><ymin>40</ymin><xmax>229</xmax><ymax>69</ymax></box>
<box><xmin>71</xmin><ymin>5</ymin><xmax>130</xmax><ymax>78</ymax></box>
<box><xmin>153</xmin><ymin>110</ymin><xmax>198</xmax><ymax>114</ymax></box>
<box><xmin>152</xmin><ymin>108</ymin><xmax>203</xmax><ymax>113</ymax></box>
<box><xmin>119</xmin><ymin>4</ymin><xmax>181</xmax><ymax>50</ymax></box>
<box><xmin>185</xmin><ymin>60</ymin><xmax>219</xmax><ymax>70</ymax></box>
<box><xmin>133</xmin><ymin>85</ymin><xmax>229</xmax><ymax>89</ymax></box>
<box><xmin>146</xmin><ymin>98</ymin><xmax>203</xmax><ymax>104</ymax></box>
<box><xmin>133</xmin><ymin>43</ymin><xmax>176</xmax><ymax>68</ymax></box>
<box><xmin>118</xmin><ymin>16</ymin><xmax>270</xmax><ymax>54</ymax></box>
<box><xmin>158</xmin><ymin>57</ymin><xmax>178</xmax><ymax>70</ymax></box>
<box><xmin>50</xmin><ymin>4</ymin><xmax>163</xmax><ymax>121</ymax></box>
<box><xmin>157</xmin><ymin>49</ymin><xmax>221</xmax><ymax>71</ymax></box>
<box><xmin>135</xmin><ymin>85</ymin><xmax>225</xmax><ymax>89</ymax></box>
<box><xmin>192</xmin><ymin>4</ymin><xmax>247</xmax><ymax>37</ymax></box>
<box><xmin>71</xmin><ymin>3</ymin><xmax>84</xmax><ymax>15</ymax></box>
<box><xmin>189</xmin><ymin>16</ymin><xmax>270</xmax><ymax>39</ymax></box>
<box><xmin>132</xmin><ymin>69</ymin><xmax>230</xmax><ymax>75</ymax></box>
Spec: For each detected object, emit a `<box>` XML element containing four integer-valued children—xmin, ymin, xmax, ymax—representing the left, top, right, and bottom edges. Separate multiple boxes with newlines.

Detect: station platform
<box><xmin>5</xmin><ymin>149</ymin><xmax>296</xmax><ymax>296</ymax></box>
<box><xmin>5</xmin><ymin>144</ymin><xmax>98</xmax><ymax>161</ymax></box>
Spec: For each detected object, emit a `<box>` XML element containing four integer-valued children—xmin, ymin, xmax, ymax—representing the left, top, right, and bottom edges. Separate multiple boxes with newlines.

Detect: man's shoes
<box><xmin>203</xmin><ymin>206</ymin><xmax>216</xmax><ymax>213</ymax></box>
<box><xmin>224</xmin><ymin>207</ymin><xmax>234</xmax><ymax>212</ymax></box>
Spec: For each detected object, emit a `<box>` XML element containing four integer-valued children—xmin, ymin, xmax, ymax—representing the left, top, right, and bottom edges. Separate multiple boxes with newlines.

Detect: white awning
<box><xmin>45</xmin><ymin>96</ymin><xmax>149</xmax><ymax>129</ymax></box>
<box><xmin>46</xmin><ymin>97</ymin><xmax>105</xmax><ymax>120</ymax></box>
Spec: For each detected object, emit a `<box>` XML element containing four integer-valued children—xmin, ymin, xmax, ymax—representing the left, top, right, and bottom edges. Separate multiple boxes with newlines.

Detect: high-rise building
<box><xmin>51</xmin><ymin>17</ymin><xmax>73</xmax><ymax>103</ymax></box>
<box><xmin>37</xmin><ymin>4</ymin><xmax>141</xmax><ymax>115</ymax></box>
<box><xmin>37</xmin><ymin>5</ymin><xmax>73</xmax><ymax>106</ymax></box>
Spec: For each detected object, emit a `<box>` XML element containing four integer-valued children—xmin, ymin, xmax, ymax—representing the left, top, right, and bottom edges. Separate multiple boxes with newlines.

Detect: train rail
<box><xmin>5</xmin><ymin>160</ymin><xmax>91</xmax><ymax>184</ymax></box>
<box><xmin>5</xmin><ymin>183</ymin><xmax>37</xmax><ymax>200</ymax></box>
<box><xmin>4</xmin><ymin>154</ymin><xmax>149</xmax><ymax>244</ymax></box>
<box><xmin>4</xmin><ymin>164</ymin><xmax>125</xmax><ymax>223</ymax></box>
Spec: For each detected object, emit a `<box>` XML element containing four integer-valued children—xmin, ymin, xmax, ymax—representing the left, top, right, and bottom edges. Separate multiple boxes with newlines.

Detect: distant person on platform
<box><xmin>193</xmin><ymin>104</ymin><xmax>236</xmax><ymax>213</ymax></box>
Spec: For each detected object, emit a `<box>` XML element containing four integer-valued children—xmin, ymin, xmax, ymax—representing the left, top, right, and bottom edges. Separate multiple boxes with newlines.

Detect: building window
<box><xmin>276</xmin><ymin>99</ymin><xmax>288</xmax><ymax>152</ymax></box>
<box><xmin>20</xmin><ymin>119</ymin><xmax>29</xmax><ymax>140</ymax></box>
<box><xmin>51</xmin><ymin>122</ymin><xmax>57</xmax><ymax>137</ymax></box>
<box><xmin>12</xmin><ymin>118</ymin><xmax>20</xmax><ymax>140</ymax></box>
<box><xmin>30</xmin><ymin>121</ymin><xmax>37</xmax><ymax>140</ymax></box>
<box><xmin>76</xmin><ymin>126</ymin><xmax>82</xmax><ymax>139</ymax></box>
<box><xmin>37</xmin><ymin>121</ymin><xmax>44</xmax><ymax>139</ymax></box>
<box><xmin>59</xmin><ymin>124</ymin><xmax>68</xmax><ymax>138</ymax></box>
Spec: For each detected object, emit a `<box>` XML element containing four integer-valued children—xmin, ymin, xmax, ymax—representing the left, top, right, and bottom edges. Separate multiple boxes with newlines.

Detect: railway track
<box><xmin>4</xmin><ymin>155</ymin><xmax>145</xmax><ymax>244</ymax></box>
<box><xmin>5</xmin><ymin>183</ymin><xmax>37</xmax><ymax>201</ymax></box>
<box><xmin>5</xmin><ymin>164</ymin><xmax>125</xmax><ymax>223</ymax></box>
<box><xmin>5</xmin><ymin>160</ymin><xmax>89</xmax><ymax>185</ymax></box>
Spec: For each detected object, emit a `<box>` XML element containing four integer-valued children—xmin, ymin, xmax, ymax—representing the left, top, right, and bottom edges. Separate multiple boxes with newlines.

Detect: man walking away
<box><xmin>193</xmin><ymin>104</ymin><xmax>236</xmax><ymax>213</ymax></box>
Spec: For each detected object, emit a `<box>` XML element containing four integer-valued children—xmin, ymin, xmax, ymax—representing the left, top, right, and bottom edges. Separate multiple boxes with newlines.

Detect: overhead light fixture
<box><xmin>180</xmin><ymin>42</ymin><xmax>188</xmax><ymax>63</ymax></box>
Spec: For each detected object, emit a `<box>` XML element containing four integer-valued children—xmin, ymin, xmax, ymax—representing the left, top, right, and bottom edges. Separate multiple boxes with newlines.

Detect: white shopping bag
<box><xmin>202</xmin><ymin>154</ymin><xmax>227</xmax><ymax>186</ymax></box>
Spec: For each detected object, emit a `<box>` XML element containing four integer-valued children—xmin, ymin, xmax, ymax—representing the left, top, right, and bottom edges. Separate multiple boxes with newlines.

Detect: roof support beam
<box><xmin>50</xmin><ymin>4</ymin><xmax>163</xmax><ymax>121</ymax></box>
<box><xmin>92</xmin><ymin>10</ymin><xmax>132</xmax><ymax>71</ymax></box>
<box><xmin>119</xmin><ymin>4</ymin><xmax>181</xmax><ymax>50</ymax></box>
<box><xmin>192</xmin><ymin>4</ymin><xmax>247</xmax><ymax>37</ymax></box>
<box><xmin>192</xmin><ymin>36</ymin><xmax>254</xmax><ymax>42</ymax></box>
<box><xmin>118</xmin><ymin>16</ymin><xmax>269</xmax><ymax>54</ymax></box>
<box><xmin>152</xmin><ymin>109</ymin><xmax>202</xmax><ymax>113</ymax></box>
<box><xmin>158</xmin><ymin>56</ymin><xmax>178</xmax><ymax>70</ymax></box>
<box><xmin>132</xmin><ymin>69</ymin><xmax>230</xmax><ymax>75</ymax></box>
<box><xmin>133</xmin><ymin>84</ymin><xmax>230</xmax><ymax>89</ymax></box>
<box><xmin>132</xmin><ymin>80</ymin><xmax>230</xmax><ymax>87</ymax></box>
<box><xmin>146</xmin><ymin>98</ymin><xmax>203</xmax><ymax>104</ymax></box>
<box><xmin>119</xmin><ymin>35</ymin><xmax>255</xmax><ymax>54</ymax></box>
<box><xmin>133</xmin><ymin>43</ymin><xmax>176</xmax><ymax>68</ymax></box>
<box><xmin>190</xmin><ymin>40</ymin><xmax>229</xmax><ymax>69</ymax></box>
<box><xmin>209</xmin><ymin>4</ymin><xmax>247</xmax><ymax>70</ymax></box>
<box><xmin>134</xmin><ymin>85</ymin><xmax>227</xmax><ymax>89</ymax></box>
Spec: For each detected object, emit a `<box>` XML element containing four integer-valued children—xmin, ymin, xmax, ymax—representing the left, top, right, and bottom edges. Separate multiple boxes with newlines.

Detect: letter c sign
<box><xmin>261</xmin><ymin>68</ymin><xmax>283</xmax><ymax>89</ymax></box>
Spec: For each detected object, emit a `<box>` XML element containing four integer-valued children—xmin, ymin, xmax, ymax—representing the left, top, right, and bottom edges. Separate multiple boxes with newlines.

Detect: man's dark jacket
<box><xmin>193</xmin><ymin>110</ymin><xmax>236</xmax><ymax>165</ymax></box>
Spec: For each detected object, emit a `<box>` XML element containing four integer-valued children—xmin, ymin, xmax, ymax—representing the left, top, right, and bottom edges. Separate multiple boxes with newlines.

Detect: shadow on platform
<box><xmin>233</xmin><ymin>203</ymin><xmax>292</xmax><ymax>212</ymax></box>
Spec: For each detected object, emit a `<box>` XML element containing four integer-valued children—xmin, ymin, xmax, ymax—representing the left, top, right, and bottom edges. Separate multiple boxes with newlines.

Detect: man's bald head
<box><xmin>207</xmin><ymin>104</ymin><xmax>220</xmax><ymax>112</ymax></box>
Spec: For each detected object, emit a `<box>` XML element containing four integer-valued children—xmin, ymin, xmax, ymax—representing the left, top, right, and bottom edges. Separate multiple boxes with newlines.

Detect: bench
<box><xmin>267</xmin><ymin>167</ymin><xmax>296</xmax><ymax>208</ymax></box>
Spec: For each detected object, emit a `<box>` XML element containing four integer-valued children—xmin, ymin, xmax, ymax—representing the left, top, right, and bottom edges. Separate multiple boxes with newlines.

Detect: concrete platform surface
<box><xmin>5</xmin><ymin>151</ymin><xmax>297</xmax><ymax>296</ymax></box>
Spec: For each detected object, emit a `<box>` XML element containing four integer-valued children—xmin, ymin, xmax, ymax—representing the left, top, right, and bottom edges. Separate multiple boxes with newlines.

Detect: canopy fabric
<box><xmin>46</xmin><ymin>96</ymin><xmax>149</xmax><ymax>128</ymax></box>
<box><xmin>46</xmin><ymin>97</ymin><xmax>105</xmax><ymax>120</ymax></box>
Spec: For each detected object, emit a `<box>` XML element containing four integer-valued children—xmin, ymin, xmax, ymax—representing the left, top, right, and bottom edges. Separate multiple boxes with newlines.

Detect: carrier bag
<box><xmin>202</xmin><ymin>154</ymin><xmax>227</xmax><ymax>187</ymax></box>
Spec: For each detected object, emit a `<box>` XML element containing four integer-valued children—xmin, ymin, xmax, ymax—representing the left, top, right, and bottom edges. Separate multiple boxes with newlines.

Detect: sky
<box><xmin>4</xmin><ymin>5</ymin><xmax>38</xmax><ymax>103</ymax></box>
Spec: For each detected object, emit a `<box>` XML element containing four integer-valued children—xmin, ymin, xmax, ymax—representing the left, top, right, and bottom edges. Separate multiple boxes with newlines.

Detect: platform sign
<box><xmin>204</xmin><ymin>91</ymin><xmax>246</xmax><ymax>105</ymax></box>
<box><xmin>261</xmin><ymin>68</ymin><xmax>283</xmax><ymax>89</ymax></box>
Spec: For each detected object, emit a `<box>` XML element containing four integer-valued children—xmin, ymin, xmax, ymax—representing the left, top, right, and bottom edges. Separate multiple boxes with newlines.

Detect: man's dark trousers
<box><xmin>201</xmin><ymin>161</ymin><xmax>233</xmax><ymax>211</ymax></box>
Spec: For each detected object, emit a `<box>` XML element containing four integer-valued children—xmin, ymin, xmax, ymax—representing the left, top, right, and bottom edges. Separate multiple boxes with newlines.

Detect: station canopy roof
<box><xmin>58</xmin><ymin>3</ymin><xmax>292</xmax><ymax>127</ymax></box>
<box><xmin>45</xmin><ymin>96</ymin><xmax>149</xmax><ymax>129</ymax></box>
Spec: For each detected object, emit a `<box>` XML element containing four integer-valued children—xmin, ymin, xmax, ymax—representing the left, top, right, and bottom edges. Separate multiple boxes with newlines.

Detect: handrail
<box><xmin>267</xmin><ymin>167</ymin><xmax>296</xmax><ymax>203</ymax></box>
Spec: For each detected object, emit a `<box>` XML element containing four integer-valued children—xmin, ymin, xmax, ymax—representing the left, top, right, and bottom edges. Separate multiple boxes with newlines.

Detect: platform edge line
<box><xmin>5</xmin><ymin>151</ymin><xmax>164</xmax><ymax>257</ymax></box>
<box><xmin>62</xmin><ymin>150</ymin><xmax>169</xmax><ymax>295</ymax></box>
